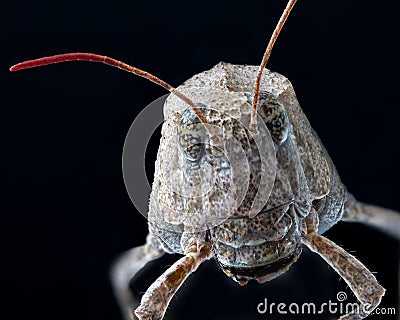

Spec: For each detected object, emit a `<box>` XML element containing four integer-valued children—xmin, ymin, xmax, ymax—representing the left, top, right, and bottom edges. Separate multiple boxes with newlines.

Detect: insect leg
<box><xmin>302</xmin><ymin>210</ymin><xmax>385</xmax><ymax>320</ymax></box>
<box><xmin>134</xmin><ymin>239</ymin><xmax>211</xmax><ymax>320</ymax></box>
<box><xmin>110</xmin><ymin>233</ymin><xmax>165</xmax><ymax>320</ymax></box>
<box><xmin>342</xmin><ymin>194</ymin><xmax>400</xmax><ymax>240</ymax></box>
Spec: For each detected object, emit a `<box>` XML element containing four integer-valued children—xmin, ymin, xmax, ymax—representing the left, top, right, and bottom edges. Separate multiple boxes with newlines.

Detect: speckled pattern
<box><xmin>303</xmin><ymin>231</ymin><xmax>385</xmax><ymax>320</ymax></box>
<box><xmin>250</xmin><ymin>91</ymin><xmax>289</xmax><ymax>145</ymax></box>
<box><xmin>147</xmin><ymin>62</ymin><xmax>347</xmax><ymax>280</ymax></box>
<box><xmin>117</xmin><ymin>62</ymin><xmax>390</xmax><ymax>320</ymax></box>
<box><xmin>177</xmin><ymin>105</ymin><xmax>206</xmax><ymax>162</ymax></box>
<box><xmin>135</xmin><ymin>239</ymin><xmax>212</xmax><ymax>320</ymax></box>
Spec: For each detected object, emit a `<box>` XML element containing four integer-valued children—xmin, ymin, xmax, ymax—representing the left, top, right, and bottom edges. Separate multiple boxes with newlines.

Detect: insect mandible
<box><xmin>10</xmin><ymin>0</ymin><xmax>400</xmax><ymax>319</ymax></box>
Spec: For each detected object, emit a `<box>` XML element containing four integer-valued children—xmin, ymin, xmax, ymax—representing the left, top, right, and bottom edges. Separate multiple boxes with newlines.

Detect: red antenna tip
<box><xmin>9</xmin><ymin>65</ymin><xmax>19</xmax><ymax>72</ymax></box>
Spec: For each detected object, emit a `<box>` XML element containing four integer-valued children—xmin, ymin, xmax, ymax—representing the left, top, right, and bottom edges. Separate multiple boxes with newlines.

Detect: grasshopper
<box><xmin>10</xmin><ymin>0</ymin><xmax>400</xmax><ymax>319</ymax></box>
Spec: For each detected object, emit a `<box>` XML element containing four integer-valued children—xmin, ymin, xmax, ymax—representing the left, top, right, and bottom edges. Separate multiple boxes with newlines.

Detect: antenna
<box><xmin>10</xmin><ymin>53</ymin><xmax>219</xmax><ymax>142</ymax></box>
<box><xmin>250</xmin><ymin>0</ymin><xmax>297</xmax><ymax>130</ymax></box>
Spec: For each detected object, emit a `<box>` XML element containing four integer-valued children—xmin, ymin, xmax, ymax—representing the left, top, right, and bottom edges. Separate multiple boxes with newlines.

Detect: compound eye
<box><xmin>177</xmin><ymin>105</ymin><xmax>207</xmax><ymax>161</ymax></box>
<box><xmin>258</xmin><ymin>91</ymin><xmax>289</xmax><ymax>145</ymax></box>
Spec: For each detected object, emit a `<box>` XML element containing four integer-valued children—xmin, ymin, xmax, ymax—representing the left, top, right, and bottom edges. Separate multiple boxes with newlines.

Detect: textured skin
<box><xmin>147</xmin><ymin>62</ymin><xmax>348</xmax><ymax>283</ymax></box>
<box><xmin>135</xmin><ymin>239</ymin><xmax>212</xmax><ymax>320</ymax></box>
<box><xmin>303</xmin><ymin>233</ymin><xmax>385</xmax><ymax>319</ymax></box>
<box><xmin>302</xmin><ymin>210</ymin><xmax>385</xmax><ymax>320</ymax></box>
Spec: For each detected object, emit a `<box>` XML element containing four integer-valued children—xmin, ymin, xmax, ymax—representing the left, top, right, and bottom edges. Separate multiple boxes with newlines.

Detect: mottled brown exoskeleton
<box><xmin>10</xmin><ymin>0</ymin><xmax>400</xmax><ymax>319</ymax></box>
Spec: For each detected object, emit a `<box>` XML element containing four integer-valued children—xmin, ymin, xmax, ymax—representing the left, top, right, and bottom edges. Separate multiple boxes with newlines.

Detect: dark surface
<box><xmin>2</xmin><ymin>0</ymin><xmax>399</xmax><ymax>319</ymax></box>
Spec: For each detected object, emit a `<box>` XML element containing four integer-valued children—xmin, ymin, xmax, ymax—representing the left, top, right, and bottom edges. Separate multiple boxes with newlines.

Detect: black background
<box><xmin>3</xmin><ymin>0</ymin><xmax>399</xmax><ymax>319</ymax></box>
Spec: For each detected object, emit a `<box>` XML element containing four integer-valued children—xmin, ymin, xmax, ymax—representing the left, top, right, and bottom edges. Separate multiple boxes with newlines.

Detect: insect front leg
<box><xmin>111</xmin><ymin>233</ymin><xmax>165</xmax><ymax>320</ymax></box>
<box><xmin>302</xmin><ymin>209</ymin><xmax>385</xmax><ymax>320</ymax></box>
<box><xmin>134</xmin><ymin>236</ymin><xmax>212</xmax><ymax>320</ymax></box>
<box><xmin>342</xmin><ymin>193</ymin><xmax>400</xmax><ymax>240</ymax></box>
